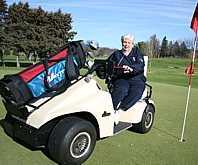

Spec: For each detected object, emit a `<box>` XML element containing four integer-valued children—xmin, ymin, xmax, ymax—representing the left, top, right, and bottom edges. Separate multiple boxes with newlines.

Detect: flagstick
<box><xmin>179</xmin><ymin>32</ymin><xmax>197</xmax><ymax>142</ymax></box>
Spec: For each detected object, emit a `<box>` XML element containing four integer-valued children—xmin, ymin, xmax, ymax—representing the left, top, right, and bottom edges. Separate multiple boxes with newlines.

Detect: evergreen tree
<box><xmin>172</xmin><ymin>41</ymin><xmax>180</xmax><ymax>57</ymax></box>
<box><xmin>0</xmin><ymin>0</ymin><xmax>8</xmax><ymax>64</ymax></box>
<box><xmin>0</xmin><ymin>0</ymin><xmax>7</xmax><ymax>23</ymax></box>
<box><xmin>180</xmin><ymin>41</ymin><xmax>188</xmax><ymax>58</ymax></box>
<box><xmin>2</xmin><ymin>2</ymin><xmax>76</xmax><ymax>57</ymax></box>
<box><xmin>160</xmin><ymin>36</ymin><xmax>168</xmax><ymax>57</ymax></box>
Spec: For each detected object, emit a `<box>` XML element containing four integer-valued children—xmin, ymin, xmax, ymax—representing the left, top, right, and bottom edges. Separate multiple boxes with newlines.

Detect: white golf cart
<box><xmin>1</xmin><ymin>54</ymin><xmax>155</xmax><ymax>165</ymax></box>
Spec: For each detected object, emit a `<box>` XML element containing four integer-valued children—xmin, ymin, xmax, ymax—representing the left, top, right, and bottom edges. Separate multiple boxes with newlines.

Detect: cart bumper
<box><xmin>2</xmin><ymin>114</ymin><xmax>47</xmax><ymax>148</ymax></box>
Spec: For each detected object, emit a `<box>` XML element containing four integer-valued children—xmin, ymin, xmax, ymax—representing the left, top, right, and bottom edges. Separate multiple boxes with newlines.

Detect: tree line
<box><xmin>0</xmin><ymin>0</ymin><xmax>194</xmax><ymax>61</ymax></box>
<box><xmin>92</xmin><ymin>35</ymin><xmax>193</xmax><ymax>58</ymax></box>
<box><xmin>138</xmin><ymin>35</ymin><xmax>192</xmax><ymax>58</ymax></box>
<box><xmin>0</xmin><ymin>0</ymin><xmax>75</xmax><ymax>60</ymax></box>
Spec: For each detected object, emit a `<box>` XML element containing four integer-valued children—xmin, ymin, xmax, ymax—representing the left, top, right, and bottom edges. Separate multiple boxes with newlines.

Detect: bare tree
<box><xmin>149</xmin><ymin>34</ymin><xmax>160</xmax><ymax>58</ymax></box>
<box><xmin>184</xmin><ymin>38</ymin><xmax>194</xmax><ymax>49</ymax></box>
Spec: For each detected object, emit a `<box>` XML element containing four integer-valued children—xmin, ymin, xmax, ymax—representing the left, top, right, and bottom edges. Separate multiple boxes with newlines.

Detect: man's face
<box><xmin>122</xmin><ymin>38</ymin><xmax>133</xmax><ymax>52</ymax></box>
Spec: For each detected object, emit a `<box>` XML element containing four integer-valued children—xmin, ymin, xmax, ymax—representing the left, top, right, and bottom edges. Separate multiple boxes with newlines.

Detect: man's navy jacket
<box><xmin>107</xmin><ymin>47</ymin><xmax>146</xmax><ymax>83</ymax></box>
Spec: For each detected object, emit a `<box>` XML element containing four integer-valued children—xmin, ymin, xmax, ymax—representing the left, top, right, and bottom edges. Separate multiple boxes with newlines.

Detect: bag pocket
<box><xmin>0</xmin><ymin>75</ymin><xmax>33</xmax><ymax>106</ymax></box>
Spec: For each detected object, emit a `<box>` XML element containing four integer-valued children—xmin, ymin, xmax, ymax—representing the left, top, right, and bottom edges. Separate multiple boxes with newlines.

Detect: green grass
<box><xmin>0</xmin><ymin>83</ymin><xmax>198</xmax><ymax>165</ymax></box>
<box><xmin>0</xmin><ymin>67</ymin><xmax>23</xmax><ymax>79</ymax></box>
<box><xmin>2</xmin><ymin>54</ymin><xmax>28</xmax><ymax>61</ymax></box>
<box><xmin>0</xmin><ymin>58</ymin><xmax>198</xmax><ymax>165</ymax></box>
<box><xmin>86</xmin><ymin>83</ymin><xmax>198</xmax><ymax>165</ymax></box>
<box><xmin>148</xmin><ymin>58</ymin><xmax>198</xmax><ymax>88</ymax></box>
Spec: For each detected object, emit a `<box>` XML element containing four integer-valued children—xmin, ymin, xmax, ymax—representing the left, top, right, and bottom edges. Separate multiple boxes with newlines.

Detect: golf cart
<box><xmin>0</xmin><ymin>41</ymin><xmax>155</xmax><ymax>165</ymax></box>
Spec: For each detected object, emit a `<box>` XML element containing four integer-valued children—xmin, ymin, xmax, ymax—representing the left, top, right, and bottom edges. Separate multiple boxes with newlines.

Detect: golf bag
<box><xmin>0</xmin><ymin>41</ymin><xmax>86</xmax><ymax>107</ymax></box>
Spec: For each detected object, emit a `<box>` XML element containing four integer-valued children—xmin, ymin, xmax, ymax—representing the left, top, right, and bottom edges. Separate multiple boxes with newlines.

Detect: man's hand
<box><xmin>122</xmin><ymin>65</ymin><xmax>133</xmax><ymax>73</ymax></box>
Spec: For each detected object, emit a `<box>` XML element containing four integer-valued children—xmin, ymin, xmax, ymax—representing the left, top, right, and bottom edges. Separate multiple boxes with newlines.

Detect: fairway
<box><xmin>0</xmin><ymin>82</ymin><xmax>198</xmax><ymax>165</ymax></box>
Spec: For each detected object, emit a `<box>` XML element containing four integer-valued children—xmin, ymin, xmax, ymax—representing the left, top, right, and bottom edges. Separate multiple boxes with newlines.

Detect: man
<box><xmin>107</xmin><ymin>34</ymin><xmax>146</xmax><ymax>122</ymax></box>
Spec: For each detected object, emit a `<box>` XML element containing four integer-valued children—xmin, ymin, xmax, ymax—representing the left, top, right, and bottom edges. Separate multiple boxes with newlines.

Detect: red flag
<box><xmin>191</xmin><ymin>3</ymin><xmax>198</xmax><ymax>32</ymax></box>
<box><xmin>185</xmin><ymin>63</ymin><xmax>195</xmax><ymax>76</ymax></box>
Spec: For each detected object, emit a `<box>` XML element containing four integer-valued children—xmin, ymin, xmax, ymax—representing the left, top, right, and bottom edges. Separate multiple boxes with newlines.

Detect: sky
<box><xmin>6</xmin><ymin>0</ymin><xmax>197</xmax><ymax>48</ymax></box>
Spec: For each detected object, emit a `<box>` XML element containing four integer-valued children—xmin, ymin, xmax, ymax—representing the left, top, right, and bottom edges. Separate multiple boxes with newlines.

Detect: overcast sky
<box><xmin>7</xmin><ymin>0</ymin><xmax>197</xmax><ymax>48</ymax></box>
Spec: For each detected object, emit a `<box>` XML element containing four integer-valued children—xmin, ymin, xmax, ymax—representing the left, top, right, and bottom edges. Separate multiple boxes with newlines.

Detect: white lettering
<box><xmin>47</xmin><ymin>69</ymin><xmax>65</xmax><ymax>83</ymax></box>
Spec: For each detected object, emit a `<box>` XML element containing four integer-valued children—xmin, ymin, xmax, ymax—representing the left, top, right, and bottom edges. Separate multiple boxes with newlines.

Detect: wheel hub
<box><xmin>70</xmin><ymin>132</ymin><xmax>91</xmax><ymax>158</ymax></box>
<box><xmin>145</xmin><ymin>112</ymin><xmax>153</xmax><ymax>128</ymax></box>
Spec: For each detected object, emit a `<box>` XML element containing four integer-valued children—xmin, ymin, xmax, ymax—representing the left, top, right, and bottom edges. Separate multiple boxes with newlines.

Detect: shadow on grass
<box><xmin>0</xmin><ymin>118</ymin><xmax>58</xmax><ymax>164</ymax></box>
<box><xmin>153</xmin><ymin>126</ymin><xmax>180</xmax><ymax>140</ymax></box>
<box><xmin>41</xmin><ymin>149</ymin><xmax>58</xmax><ymax>164</ymax></box>
<box><xmin>0</xmin><ymin>118</ymin><xmax>37</xmax><ymax>151</ymax></box>
<box><xmin>0</xmin><ymin>119</ymin><xmax>5</xmax><ymax>128</ymax></box>
<box><xmin>127</xmin><ymin>124</ymin><xmax>180</xmax><ymax>141</ymax></box>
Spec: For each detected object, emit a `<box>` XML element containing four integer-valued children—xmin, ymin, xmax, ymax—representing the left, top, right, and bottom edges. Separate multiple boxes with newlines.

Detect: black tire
<box><xmin>48</xmin><ymin>117</ymin><xmax>97</xmax><ymax>165</ymax></box>
<box><xmin>131</xmin><ymin>104</ymin><xmax>155</xmax><ymax>134</ymax></box>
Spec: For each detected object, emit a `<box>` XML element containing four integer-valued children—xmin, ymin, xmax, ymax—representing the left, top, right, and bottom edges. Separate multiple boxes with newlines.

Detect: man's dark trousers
<box><xmin>111</xmin><ymin>79</ymin><xmax>145</xmax><ymax>110</ymax></box>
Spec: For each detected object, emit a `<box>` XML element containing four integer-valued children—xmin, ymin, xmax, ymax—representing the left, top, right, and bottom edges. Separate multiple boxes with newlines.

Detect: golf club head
<box><xmin>88</xmin><ymin>40</ymin><xmax>99</xmax><ymax>50</ymax></box>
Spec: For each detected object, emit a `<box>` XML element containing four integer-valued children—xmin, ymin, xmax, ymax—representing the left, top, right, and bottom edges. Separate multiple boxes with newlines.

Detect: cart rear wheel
<box><xmin>48</xmin><ymin>117</ymin><xmax>96</xmax><ymax>165</ymax></box>
<box><xmin>131</xmin><ymin>104</ymin><xmax>155</xmax><ymax>134</ymax></box>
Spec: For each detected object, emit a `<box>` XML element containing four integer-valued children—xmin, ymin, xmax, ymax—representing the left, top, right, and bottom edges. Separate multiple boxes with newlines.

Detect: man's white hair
<box><xmin>121</xmin><ymin>33</ymin><xmax>135</xmax><ymax>42</ymax></box>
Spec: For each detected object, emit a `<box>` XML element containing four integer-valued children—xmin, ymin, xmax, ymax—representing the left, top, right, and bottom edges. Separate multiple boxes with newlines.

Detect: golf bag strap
<box><xmin>43</xmin><ymin>58</ymin><xmax>51</xmax><ymax>90</ymax></box>
<box><xmin>66</xmin><ymin>46</ymin><xmax>79</xmax><ymax>81</ymax></box>
<box><xmin>42</xmin><ymin>56</ymin><xmax>69</xmax><ymax>92</ymax></box>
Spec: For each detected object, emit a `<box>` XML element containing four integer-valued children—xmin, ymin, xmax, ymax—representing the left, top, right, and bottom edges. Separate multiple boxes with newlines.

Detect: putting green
<box><xmin>0</xmin><ymin>82</ymin><xmax>198</xmax><ymax>165</ymax></box>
